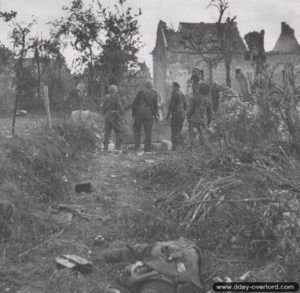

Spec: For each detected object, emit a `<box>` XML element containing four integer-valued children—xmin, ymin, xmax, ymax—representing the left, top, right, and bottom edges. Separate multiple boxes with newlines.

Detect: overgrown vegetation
<box><xmin>0</xmin><ymin>119</ymin><xmax>99</xmax><ymax>243</ymax></box>
<box><xmin>134</xmin><ymin>62</ymin><xmax>300</xmax><ymax>281</ymax></box>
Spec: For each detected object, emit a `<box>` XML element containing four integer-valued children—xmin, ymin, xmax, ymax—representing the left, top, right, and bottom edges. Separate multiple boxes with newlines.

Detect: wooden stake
<box><xmin>43</xmin><ymin>83</ymin><xmax>52</xmax><ymax>129</ymax></box>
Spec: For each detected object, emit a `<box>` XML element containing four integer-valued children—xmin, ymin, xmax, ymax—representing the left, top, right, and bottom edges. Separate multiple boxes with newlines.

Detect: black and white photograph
<box><xmin>0</xmin><ymin>0</ymin><xmax>300</xmax><ymax>292</ymax></box>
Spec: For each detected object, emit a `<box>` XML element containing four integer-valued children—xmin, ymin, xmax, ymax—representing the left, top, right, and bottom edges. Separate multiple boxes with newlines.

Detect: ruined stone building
<box><xmin>266</xmin><ymin>22</ymin><xmax>300</xmax><ymax>86</ymax></box>
<box><xmin>152</xmin><ymin>20</ymin><xmax>300</xmax><ymax>106</ymax></box>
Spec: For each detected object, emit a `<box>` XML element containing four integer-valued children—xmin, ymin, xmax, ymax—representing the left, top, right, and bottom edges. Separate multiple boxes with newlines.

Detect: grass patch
<box><xmin>137</xmin><ymin>144</ymin><xmax>300</xmax><ymax>281</ymax></box>
<box><xmin>0</xmin><ymin>118</ymin><xmax>99</xmax><ymax>244</ymax></box>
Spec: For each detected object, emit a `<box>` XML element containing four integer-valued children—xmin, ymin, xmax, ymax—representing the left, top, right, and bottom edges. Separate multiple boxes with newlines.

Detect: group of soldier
<box><xmin>102</xmin><ymin>78</ymin><xmax>213</xmax><ymax>152</ymax></box>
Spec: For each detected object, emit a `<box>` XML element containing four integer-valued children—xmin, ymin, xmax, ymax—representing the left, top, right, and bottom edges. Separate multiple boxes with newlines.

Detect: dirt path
<box><xmin>8</xmin><ymin>150</ymin><xmax>168</xmax><ymax>293</ymax></box>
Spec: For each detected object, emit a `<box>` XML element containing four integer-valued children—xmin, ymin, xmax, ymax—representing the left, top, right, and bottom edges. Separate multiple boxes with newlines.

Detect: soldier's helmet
<box><xmin>145</xmin><ymin>80</ymin><xmax>153</xmax><ymax>89</ymax></box>
<box><xmin>108</xmin><ymin>85</ymin><xmax>118</xmax><ymax>94</ymax></box>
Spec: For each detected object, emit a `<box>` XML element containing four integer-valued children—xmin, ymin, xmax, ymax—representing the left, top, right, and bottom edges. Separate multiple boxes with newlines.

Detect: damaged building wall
<box><xmin>266</xmin><ymin>22</ymin><xmax>300</xmax><ymax>88</ymax></box>
<box><xmin>152</xmin><ymin>20</ymin><xmax>254</xmax><ymax>109</ymax></box>
<box><xmin>153</xmin><ymin>20</ymin><xmax>300</xmax><ymax>111</ymax></box>
<box><xmin>266</xmin><ymin>53</ymin><xmax>300</xmax><ymax>88</ymax></box>
<box><xmin>163</xmin><ymin>51</ymin><xmax>254</xmax><ymax>104</ymax></box>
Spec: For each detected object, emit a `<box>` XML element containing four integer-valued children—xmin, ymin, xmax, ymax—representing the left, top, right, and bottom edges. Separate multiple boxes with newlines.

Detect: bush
<box><xmin>1</xmin><ymin>119</ymin><xmax>99</xmax><ymax>201</ymax></box>
<box><xmin>120</xmin><ymin>203</ymin><xmax>182</xmax><ymax>242</ymax></box>
<box><xmin>0</xmin><ymin>118</ymin><xmax>99</xmax><ymax>244</ymax></box>
<box><xmin>141</xmin><ymin>123</ymin><xmax>300</xmax><ymax>280</ymax></box>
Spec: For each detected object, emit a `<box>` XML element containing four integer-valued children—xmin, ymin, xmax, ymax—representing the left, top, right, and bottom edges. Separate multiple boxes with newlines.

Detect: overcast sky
<box><xmin>1</xmin><ymin>0</ymin><xmax>300</xmax><ymax>73</ymax></box>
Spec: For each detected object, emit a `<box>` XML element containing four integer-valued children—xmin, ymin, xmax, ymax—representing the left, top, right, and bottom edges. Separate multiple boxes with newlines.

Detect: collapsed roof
<box><xmin>156</xmin><ymin>20</ymin><xmax>247</xmax><ymax>53</ymax></box>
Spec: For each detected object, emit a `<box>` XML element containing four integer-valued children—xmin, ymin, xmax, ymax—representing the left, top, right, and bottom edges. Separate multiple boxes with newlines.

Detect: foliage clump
<box><xmin>0</xmin><ymin>119</ymin><xmax>98</xmax><ymax>243</ymax></box>
<box><xmin>138</xmin><ymin>62</ymin><xmax>300</xmax><ymax>281</ymax></box>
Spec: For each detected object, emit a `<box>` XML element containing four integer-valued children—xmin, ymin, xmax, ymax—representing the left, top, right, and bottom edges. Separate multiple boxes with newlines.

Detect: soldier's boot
<box><xmin>104</xmin><ymin>119</ymin><xmax>112</xmax><ymax>151</ymax></box>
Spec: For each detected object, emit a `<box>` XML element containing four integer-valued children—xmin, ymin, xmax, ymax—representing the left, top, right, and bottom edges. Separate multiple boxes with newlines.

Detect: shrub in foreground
<box><xmin>0</xmin><ymin>119</ymin><xmax>99</xmax><ymax>243</ymax></box>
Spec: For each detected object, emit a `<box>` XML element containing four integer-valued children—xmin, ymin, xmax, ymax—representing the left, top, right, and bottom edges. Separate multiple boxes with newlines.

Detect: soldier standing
<box><xmin>187</xmin><ymin>83</ymin><xmax>213</xmax><ymax>150</ymax></box>
<box><xmin>166</xmin><ymin>82</ymin><xmax>187</xmax><ymax>151</ymax></box>
<box><xmin>131</xmin><ymin>80</ymin><xmax>159</xmax><ymax>152</ymax></box>
<box><xmin>102</xmin><ymin>85</ymin><xmax>124</xmax><ymax>151</ymax></box>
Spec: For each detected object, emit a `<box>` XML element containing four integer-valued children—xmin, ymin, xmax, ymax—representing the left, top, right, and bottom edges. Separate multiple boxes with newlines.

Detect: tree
<box><xmin>244</xmin><ymin>30</ymin><xmax>267</xmax><ymax>108</ymax></box>
<box><xmin>182</xmin><ymin>0</ymin><xmax>237</xmax><ymax>93</ymax></box>
<box><xmin>30</xmin><ymin>36</ymin><xmax>65</xmax><ymax>104</ymax></box>
<box><xmin>0</xmin><ymin>44</ymin><xmax>15</xmax><ymax>116</ymax></box>
<box><xmin>182</xmin><ymin>22</ymin><xmax>223</xmax><ymax>98</ymax></box>
<box><xmin>209</xmin><ymin>0</ymin><xmax>237</xmax><ymax>88</ymax></box>
<box><xmin>0</xmin><ymin>10</ymin><xmax>37</xmax><ymax>134</ymax></box>
<box><xmin>11</xmin><ymin>20</ymin><xmax>37</xmax><ymax>134</ymax></box>
<box><xmin>0</xmin><ymin>10</ymin><xmax>17</xmax><ymax>22</ymax></box>
<box><xmin>0</xmin><ymin>44</ymin><xmax>13</xmax><ymax>68</ymax></box>
<box><xmin>0</xmin><ymin>11</ymin><xmax>18</xmax><ymax>70</ymax></box>
<box><xmin>97</xmin><ymin>0</ymin><xmax>142</xmax><ymax>90</ymax></box>
<box><xmin>52</xmin><ymin>0</ymin><xmax>103</xmax><ymax>99</ymax></box>
<box><xmin>52</xmin><ymin>0</ymin><xmax>142</xmax><ymax>99</ymax></box>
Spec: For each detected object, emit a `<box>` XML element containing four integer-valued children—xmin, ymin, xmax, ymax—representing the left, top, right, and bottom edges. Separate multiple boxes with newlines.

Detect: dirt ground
<box><xmin>0</xmin><ymin>144</ymin><xmax>266</xmax><ymax>293</ymax></box>
<box><xmin>0</xmin><ymin>150</ymin><xmax>162</xmax><ymax>292</ymax></box>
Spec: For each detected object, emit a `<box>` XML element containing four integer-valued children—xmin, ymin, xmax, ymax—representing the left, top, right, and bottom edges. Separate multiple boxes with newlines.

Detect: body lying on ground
<box><xmin>104</xmin><ymin>237</ymin><xmax>203</xmax><ymax>293</ymax></box>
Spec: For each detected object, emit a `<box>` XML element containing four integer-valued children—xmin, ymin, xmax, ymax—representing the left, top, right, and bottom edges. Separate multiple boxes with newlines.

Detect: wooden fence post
<box><xmin>43</xmin><ymin>83</ymin><xmax>52</xmax><ymax>129</ymax></box>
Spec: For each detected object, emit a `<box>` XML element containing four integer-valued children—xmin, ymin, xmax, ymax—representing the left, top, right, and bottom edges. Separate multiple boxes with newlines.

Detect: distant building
<box><xmin>152</xmin><ymin>20</ymin><xmax>300</xmax><ymax>107</ymax></box>
<box><xmin>266</xmin><ymin>22</ymin><xmax>300</xmax><ymax>87</ymax></box>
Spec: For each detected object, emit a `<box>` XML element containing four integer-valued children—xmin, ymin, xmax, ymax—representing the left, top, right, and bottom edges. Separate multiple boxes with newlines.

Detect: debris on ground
<box><xmin>55</xmin><ymin>255</ymin><xmax>93</xmax><ymax>273</ymax></box>
<box><xmin>51</xmin><ymin>212</ymin><xmax>73</xmax><ymax>226</ymax></box>
<box><xmin>93</xmin><ymin>234</ymin><xmax>105</xmax><ymax>246</ymax></box>
<box><xmin>144</xmin><ymin>159</ymin><xmax>155</xmax><ymax>164</ymax></box>
<box><xmin>54</xmin><ymin>204</ymin><xmax>90</xmax><ymax>220</ymax></box>
<box><xmin>110</xmin><ymin>174</ymin><xmax>124</xmax><ymax>178</ymax></box>
<box><xmin>16</xmin><ymin>110</ymin><xmax>27</xmax><ymax>117</ymax></box>
<box><xmin>104</xmin><ymin>284</ymin><xmax>122</xmax><ymax>293</ymax></box>
<box><xmin>75</xmin><ymin>182</ymin><xmax>93</xmax><ymax>193</ymax></box>
<box><xmin>159</xmin><ymin>139</ymin><xmax>172</xmax><ymax>151</ymax></box>
<box><xmin>108</xmin><ymin>149</ymin><xmax>124</xmax><ymax>154</ymax></box>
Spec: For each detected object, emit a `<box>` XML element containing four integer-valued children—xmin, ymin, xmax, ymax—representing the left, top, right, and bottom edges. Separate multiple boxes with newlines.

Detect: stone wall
<box><xmin>164</xmin><ymin>51</ymin><xmax>254</xmax><ymax>104</ymax></box>
<box><xmin>153</xmin><ymin>48</ymin><xmax>300</xmax><ymax>112</ymax></box>
<box><xmin>266</xmin><ymin>53</ymin><xmax>300</xmax><ymax>88</ymax></box>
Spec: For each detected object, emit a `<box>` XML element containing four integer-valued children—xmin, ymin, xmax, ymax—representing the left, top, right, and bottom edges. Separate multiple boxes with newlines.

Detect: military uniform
<box><xmin>102</xmin><ymin>86</ymin><xmax>124</xmax><ymax>150</ymax></box>
<box><xmin>168</xmin><ymin>86</ymin><xmax>187</xmax><ymax>150</ymax></box>
<box><xmin>132</xmin><ymin>83</ymin><xmax>159</xmax><ymax>152</ymax></box>
<box><xmin>105</xmin><ymin>237</ymin><xmax>203</xmax><ymax>293</ymax></box>
<box><xmin>187</xmin><ymin>88</ymin><xmax>212</xmax><ymax>149</ymax></box>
